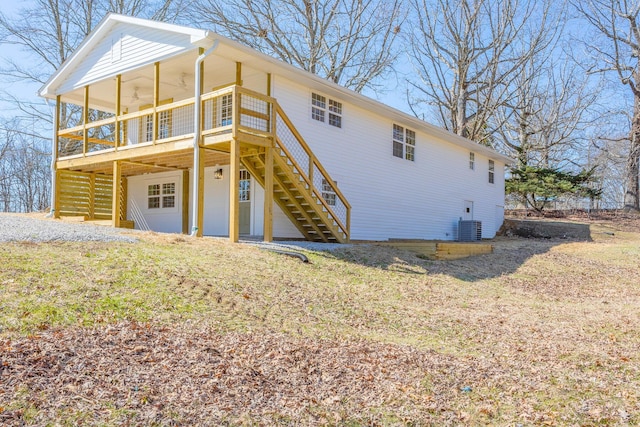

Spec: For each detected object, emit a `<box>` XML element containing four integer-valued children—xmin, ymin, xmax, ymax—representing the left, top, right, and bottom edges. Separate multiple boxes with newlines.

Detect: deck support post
<box><xmin>229</xmin><ymin>138</ymin><xmax>240</xmax><ymax>242</ymax></box>
<box><xmin>263</xmin><ymin>145</ymin><xmax>273</xmax><ymax>242</ymax></box>
<box><xmin>266</xmin><ymin>73</ymin><xmax>271</xmax><ymax>96</ymax></box>
<box><xmin>182</xmin><ymin>169</ymin><xmax>190</xmax><ymax>234</ymax></box>
<box><xmin>196</xmin><ymin>147</ymin><xmax>204</xmax><ymax>237</ymax></box>
<box><xmin>83</xmin><ymin>85</ymin><xmax>89</xmax><ymax>155</ymax></box>
<box><xmin>236</xmin><ymin>62</ymin><xmax>242</xmax><ymax>86</ymax></box>
<box><xmin>153</xmin><ymin>62</ymin><xmax>160</xmax><ymax>143</ymax></box>
<box><xmin>112</xmin><ymin>161</ymin><xmax>122</xmax><ymax>228</ymax></box>
<box><xmin>115</xmin><ymin>74</ymin><xmax>121</xmax><ymax>149</ymax></box>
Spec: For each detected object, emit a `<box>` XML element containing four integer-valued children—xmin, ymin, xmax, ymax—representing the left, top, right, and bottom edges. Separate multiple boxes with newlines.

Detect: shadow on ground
<box><xmin>320</xmin><ymin>236</ymin><xmax>568</xmax><ymax>282</ymax></box>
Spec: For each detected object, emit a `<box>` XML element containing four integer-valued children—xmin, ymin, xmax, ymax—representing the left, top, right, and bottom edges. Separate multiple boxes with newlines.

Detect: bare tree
<box><xmin>0</xmin><ymin>117</ymin><xmax>50</xmax><ymax>212</ymax></box>
<box><xmin>0</xmin><ymin>0</ymin><xmax>192</xmax><ymax>212</ymax></box>
<box><xmin>191</xmin><ymin>0</ymin><xmax>404</xmax><ymax>93</ymax></box>
<box><xmin>572</xmin><ymin>0</ymin><xmax>640</xmax><ymax>211</ymax></box>
<box><xmin>494</xmin><ymin>57</ymin><xmax>599</xmax><ymax>170</ymax></box>
<box><xmin>406</xmin><ymin>0</ymin><xmax>559</xmax><ymax>144</ymax></box>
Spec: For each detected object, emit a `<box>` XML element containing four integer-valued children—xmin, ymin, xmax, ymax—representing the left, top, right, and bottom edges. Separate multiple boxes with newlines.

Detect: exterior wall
<box><xmin>128</xmin><ymin>166</ymin><xmax>303</xmax><ymax>238</ymax></box>
<box><xmin>58</xmin><ymin>22</ymin><xmax>194</xmax><ymax>93</ymax></box>
<box><xmin>127</xmin><ymin>170</ymin><xmax>184</xmax><ymax>233</ymax></box>
<box><xmin>271</xmin><ymin>76</ymin><xmax>506</xmax><ymax>240</ymax></box>
<box><xmin>197</xmin><ymin>165</ymin><xmax>303</xmax><ymax>238</ymax></box>
<box><xmin>100</xmin><ymin>76</ymin><xmax>507</xmax><ymax>241</ymax></box>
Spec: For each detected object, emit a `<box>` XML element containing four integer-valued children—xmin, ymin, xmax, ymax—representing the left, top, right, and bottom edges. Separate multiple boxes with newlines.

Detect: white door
<box><xmin>463</xmin><ymin>200</ymin><xmax>474</xmax><ymax>220</ymax></box>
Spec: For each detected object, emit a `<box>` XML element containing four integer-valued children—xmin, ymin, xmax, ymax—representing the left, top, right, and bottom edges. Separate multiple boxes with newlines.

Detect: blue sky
<box><xmin>0</xmin><ymin>0</ymin><xmax>414</xmax><ymax>123</ymax></box>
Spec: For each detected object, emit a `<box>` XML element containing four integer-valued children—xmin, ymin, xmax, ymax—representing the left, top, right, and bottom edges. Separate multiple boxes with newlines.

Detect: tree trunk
<box><xmin>624</xmin><ymin>95</ymin><xmax>640</xmax><ymax>211</ymax></box>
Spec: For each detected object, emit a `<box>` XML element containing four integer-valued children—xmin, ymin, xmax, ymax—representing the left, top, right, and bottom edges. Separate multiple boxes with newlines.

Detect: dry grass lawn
<box><xmin>1</xmin><ymin>215</ymin><xmax>639</xmax><ymax>425</ymax></box>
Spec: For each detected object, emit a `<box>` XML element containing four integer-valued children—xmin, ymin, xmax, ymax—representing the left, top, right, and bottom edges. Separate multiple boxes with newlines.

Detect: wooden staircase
<box><xmin>240</xmin><ymin>105</ymin><xmax>350</xmax><ymax>243</ymax></box>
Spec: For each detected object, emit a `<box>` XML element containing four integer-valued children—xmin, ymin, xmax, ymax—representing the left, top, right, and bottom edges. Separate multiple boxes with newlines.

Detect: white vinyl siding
<box><xmin>273</xmin><ymin>76</ymin><xmax>506</xmax><ymax>240</ymax></box>
<box><xmin>489</xmin><ymin>160</ymin><xmax>495</xmax><ymax>184</ymax></box>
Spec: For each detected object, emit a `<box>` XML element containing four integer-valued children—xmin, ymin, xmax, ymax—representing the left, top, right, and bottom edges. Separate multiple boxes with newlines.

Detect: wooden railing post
<box><xmin>153</xmin><ymin>62</ymin><xmax>160</xmax><ymax>144</ymax></box>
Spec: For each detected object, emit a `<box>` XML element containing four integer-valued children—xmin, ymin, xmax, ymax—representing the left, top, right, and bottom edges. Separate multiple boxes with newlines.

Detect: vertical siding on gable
<box><xmin>272</xmin><ymin>76</ymin><xmax>506</xmax><ymax>241</ymax></box>
<box><xmin>58</xmin><ymin>23</ymin><xmax>195</xmax><ymax>94</ymax></box>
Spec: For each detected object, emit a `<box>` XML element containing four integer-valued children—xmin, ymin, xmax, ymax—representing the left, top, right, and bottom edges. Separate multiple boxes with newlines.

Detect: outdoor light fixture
<box><xmin>213</xmin><ymin>168</ymin><xmax>223</xmax><ymax>179</ymax></box>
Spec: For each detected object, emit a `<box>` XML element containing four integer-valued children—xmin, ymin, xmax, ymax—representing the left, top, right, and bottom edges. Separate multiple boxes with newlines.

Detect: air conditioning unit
<box><xmin>458</xmin><ymin>220</ymin><xmax>482</xmax><ymax>241</ymax></box>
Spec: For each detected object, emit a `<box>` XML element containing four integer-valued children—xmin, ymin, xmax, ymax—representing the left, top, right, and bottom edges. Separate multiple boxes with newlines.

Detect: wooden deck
<box><xmin>376</xmin><ymin>240</ymin><xmax>493</xmax><ymax>260</ymax></box>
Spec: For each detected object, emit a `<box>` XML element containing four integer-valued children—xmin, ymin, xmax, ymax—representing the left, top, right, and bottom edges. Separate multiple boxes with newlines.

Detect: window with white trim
<box><xmin>469</xmin><ymin>152</ymin><xmax>475</xmax><ymax>170</ymax></box>
<box><xmin>488</xmin><ymin>160</ymin><xmax>495</xmax><ymax>184</ymax></box>
<box><xmin>393</xmin><ymin>124</ymin><xmax>415</xmax><ymax>161</ymax></box>
<box><xmin>148</xmin><ymin>182</ymin><xmax>176</xmax><ymax>209</ymax></box>
<box><xmin>322</xmin><ymin>178</ymin><xmax>336</xmax><ymax>206</ymax></box>
<box><xmin>312</xmin><ymin>92</ymin><xmax>342</xmax><ymax>128</ymax></box>
<box><xmin>221</xmin><ymin>94</ymin><xmax>232</xmax><ymax>126</ymax></box>
<box><xmin>239</xmin><ymin>170</ymin><xmax>251</xmax><ymax>202</ymax></box>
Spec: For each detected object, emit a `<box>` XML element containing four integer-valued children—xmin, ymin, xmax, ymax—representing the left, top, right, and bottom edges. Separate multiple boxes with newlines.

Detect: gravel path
<box><xmin>0</xmin><ymin>213</ymin><xmax>350</xmax><ymax>251</ymax></box>
<box><xmin>0</xmin><ymin>213</ymin><xmax>138</xmax><ymax>243</ymax></box>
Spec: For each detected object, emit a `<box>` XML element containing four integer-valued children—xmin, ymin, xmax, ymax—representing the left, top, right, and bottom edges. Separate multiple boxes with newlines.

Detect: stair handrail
<box><xmin>274</xmin><ymin>104</ymin><xmax>351</xmax><ymax>240</ymax></box>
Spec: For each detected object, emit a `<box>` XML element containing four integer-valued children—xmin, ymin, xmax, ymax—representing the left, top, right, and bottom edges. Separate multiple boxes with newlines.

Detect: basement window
<box><xmin>148</xmin><ymin>182</ymin><xmax>176</xmax><ymax>209</ymax></box>
<box><xmin>393</xmin><ymin>124</ymin><xmax>415</xmax><ymax>161</ymax></box>
<box><xmin>312</xmin><ymin>92</ymin><xmax>342</xmax><ymax>128</ymax></box>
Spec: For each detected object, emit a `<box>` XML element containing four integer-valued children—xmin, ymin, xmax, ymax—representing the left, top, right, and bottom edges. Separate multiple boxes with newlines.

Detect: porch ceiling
<box><xmin>60</xmin><ymin>50</ymin><xmax>238</xmax><ymax>113</ymax></box>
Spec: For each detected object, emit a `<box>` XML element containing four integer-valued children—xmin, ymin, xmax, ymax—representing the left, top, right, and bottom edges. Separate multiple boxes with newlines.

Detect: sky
<box><xmin>0</xmin><ymin>0</ymin><xmax>415</xmax><ymax>125</ymax></box>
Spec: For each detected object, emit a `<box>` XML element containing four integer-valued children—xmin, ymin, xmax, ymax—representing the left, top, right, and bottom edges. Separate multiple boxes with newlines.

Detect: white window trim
<box><xmin>392</xmin><ymin>124</ymin><xmax>416</xmax><ymax>162</ymax></box>
<box><xmin>488</xmin><ymin>160</ymin><xmax>495</xmax><ymax>184</ymax></box>
<box><xmin>145</xmin><ymin>178</ymin><xmax>179</xmax><ymax>213</ymax></box>
<box><xmin>311</xmin><ymin>91</ymin><xmax>343</xmax><ymax>129</ymax></box>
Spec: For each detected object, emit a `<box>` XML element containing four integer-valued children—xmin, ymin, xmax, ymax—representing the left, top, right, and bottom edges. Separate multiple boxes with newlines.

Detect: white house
<box><xmin>39</xmin><ymin>13</ymin><xmax>512</xmax><ymax>243</ymax></box>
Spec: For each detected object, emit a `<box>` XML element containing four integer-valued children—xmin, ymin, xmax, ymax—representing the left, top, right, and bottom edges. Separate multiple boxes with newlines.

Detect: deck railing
<box><xmin>274</xmin><ymin>105</ymin><xmax>350</xmax><ymax>239</ymax></box>
<box><xmin>56</xmin><ymin>84</ymin><xmax>350</xmax><ymax>238</ymax></box>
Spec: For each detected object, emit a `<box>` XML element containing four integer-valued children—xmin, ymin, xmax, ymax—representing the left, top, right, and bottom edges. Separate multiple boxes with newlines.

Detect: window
<box><xmin>469</xmin><ymin>152</ymin><xmax>475</xmax><ymax>170</ymax></box>
<box><xmin>148</xmin><ymin>182</ymin><xmax>176</xmax><ymax>209</ymax></box>
<box><xmin>328</xmin><ymin>99</ymin><xmax>342</xmax><ymax>128</ymax></box>
<box><xmin>162</xmin><ymin>182</ymin><xmax>175</xmax><ymax>208</ymax></box>
<box><xmin>488</xmin><ymin>160</ymin><xmax>495</xmax><ymax>184</ymax></box>
<box><xmin>158</xmin><ymin>110</ymin><xmax>171</xmax><ymax>139</ymax></box>
<box><xmin>393</xmin><ymin>124</ymin><xmax>415</xmax><ymax>161</ymax></box>
<box><xmin>312</xmin><ymin>93</ymin><xmax>325</xmax><ymax>122</ymax></box>
<box><xmin>221</xmin><ymin>94</ymin><xmax>232</xmax><ymax>126</ymax></box>
<box><xmin>144</xmin><ymin>114</ymin><xmax>153</xmax><ymax>142</ymax></box>
<box><xmin>322</xmin><ymin>178</ymin><xmax>336</xmax><ymax>206</ymax></box>
<box><xmin>405</xmin><ymin>129</ymin><xmax>415</xmax><ymax>161</ymax></box>
<box><xmin>312</xmin><ymin>93</ymin><xmax>342</xmax><ymax>128</ymax></box>
<box><xmin>148</xmin><ymin>184</ymin><xmax>160</xmax><ymax>209</ymax></box>
<box><xmin>239</xmin><ymin>170</ymin><xmax>251</xmax><ymax>202</ymax></box>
